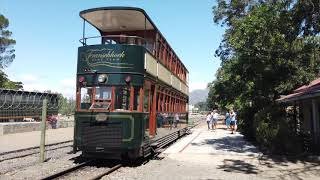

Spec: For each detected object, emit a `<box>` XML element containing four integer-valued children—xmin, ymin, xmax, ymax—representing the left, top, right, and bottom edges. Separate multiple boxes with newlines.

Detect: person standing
<box><xmin>47</xmin><ymin>114</ymin><xmax>57</xmax><ymax>129</ymax></box>
<box><xmin>230</xmin><ymin>110</ymin><xmax>237</xmax><ymax>134</ymax></box>
<box><xmin>206</xmin><ymin>112</ymin><xmax>212</xmax><ymax>130</ymax></box>
<box><xmin>156</xmin><ymin>113</ymin><xmax>164</xmax><ymax>128</ymax></box>
<box><xmin>212</xmin><ymin>110</ymin><xmax>219</xmax><ymax>130</ymax></box>
<box><xmin>225</xmin><ymin>111</ymin><xmax>231</xmax><ymax>129</ymax></box>
<box><xmin>174</xmin><ymin>113</ymin><xmax>179</xmax><ymax>128</ymax></box>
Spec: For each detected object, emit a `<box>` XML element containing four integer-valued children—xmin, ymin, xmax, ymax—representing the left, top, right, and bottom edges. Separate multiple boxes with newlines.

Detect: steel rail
<box><xmin>0</xmin><ymin>144</ymin><xmax>72</xmax><ymax>162</ymax></box>
<box><xmin>0</xmin><ymin>140</ymin><xmax>73</xmax><ymax>156</ymax></box>
<box><xmin>40</xmin><ymin>160</ymin><xmax>92</xmax><ymax>180</ymax></box>
<box><xmin>89</xmin><ymin>164</ymin><xmax>122</xmax><ymax>180</ymax></box>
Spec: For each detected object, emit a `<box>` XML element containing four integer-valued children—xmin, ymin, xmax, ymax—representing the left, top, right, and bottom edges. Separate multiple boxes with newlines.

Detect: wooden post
<box><xmin>312</xmin><ymin>99</ymin><xmax>319</xmax><ymax>147</ymax></box>
<box><xmin>39</xmin><ymin>98</ymin><xmax>47</xmax><ymax>163</ymax></box>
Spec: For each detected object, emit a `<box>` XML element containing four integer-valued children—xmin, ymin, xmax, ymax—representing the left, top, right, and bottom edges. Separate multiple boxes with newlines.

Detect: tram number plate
<box><xmin>96</xmin><ymin>113</ymin><xmax>108</xmax><ymax>121</ymax></box>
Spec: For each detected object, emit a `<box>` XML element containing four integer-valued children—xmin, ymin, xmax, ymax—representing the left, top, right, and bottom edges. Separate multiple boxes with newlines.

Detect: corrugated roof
<box><xmin>294</xmin><ymin>77</ymin><xmax>320</xmax><ymax>93</ymax></box>
<box><xmin>277</xmin><ymin>77</ymin><xmax>320</xmax><ymax>103</ymax></box>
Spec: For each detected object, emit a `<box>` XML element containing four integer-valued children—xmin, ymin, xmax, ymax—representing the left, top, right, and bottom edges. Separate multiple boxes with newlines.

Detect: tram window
<box><xmin>146</xmin><ymin>40</ymin><xmax>153</xmax><ymax>52</ymax></box>
<box><xmin>114</xmin><ymin>86</ymin><xmax>130</xmax><ymax>110</ymax></box>
<box><xmin>90</xmin><ymin>86</ymin><xmax>112</xmax><ymax>109</ymax></box>
<box><xmin>80</xmin><ymin>87</ymin><xmax>92</xmax><ymax>109</ymax></box>
<box><xmin>95</xmin><ymin>86</ymin><xmax>111</xmax><ymax>100</ymax></box>
<box><xmin>144</xmin><ymin>89</ymin><xmax>150</xmax><ymax>112</ymax></box>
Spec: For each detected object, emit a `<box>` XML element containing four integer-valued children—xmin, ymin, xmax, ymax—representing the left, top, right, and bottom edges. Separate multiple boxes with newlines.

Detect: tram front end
<box><xmin>74</xmin><ymin>43</ymin><xmax>150</xmax><ymax>159</ymax></box>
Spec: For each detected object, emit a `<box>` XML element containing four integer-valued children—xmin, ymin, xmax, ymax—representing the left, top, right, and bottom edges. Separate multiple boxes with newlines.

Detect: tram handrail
<box><xmin>79</xmin><ymin>35</ymin><xmax>146</xmax><ymax>46</ymax></box>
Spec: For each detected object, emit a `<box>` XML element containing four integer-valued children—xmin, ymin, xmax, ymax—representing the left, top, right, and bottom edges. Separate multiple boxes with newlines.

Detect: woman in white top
<box><xmin>212</xmin><ymin>110</ymin><xmax>219</xmax><ymax>130</ymax></box>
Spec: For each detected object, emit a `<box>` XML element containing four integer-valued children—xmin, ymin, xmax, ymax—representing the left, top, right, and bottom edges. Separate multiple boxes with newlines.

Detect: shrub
<box><xmin>253</xmin><ymin>105</ymin><xmax>303</xmax><ymax>154</ymax></box>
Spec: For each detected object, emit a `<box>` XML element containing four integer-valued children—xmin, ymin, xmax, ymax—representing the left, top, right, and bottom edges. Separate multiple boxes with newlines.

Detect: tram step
<box><xmin>151</xmin><ymin>142</ymin><xmax>159</xmax><ymax>148</ymax></box>
<box><xmin>155</xmin><ymin>148</ymin><xmax>165</xmax><ymax>153</ymax></box>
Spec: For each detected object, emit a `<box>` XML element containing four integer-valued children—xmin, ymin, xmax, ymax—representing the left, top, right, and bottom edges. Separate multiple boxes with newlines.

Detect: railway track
<box><xmin>38</xmin><ymin>125</ymin><xmax>197</xmax><ymax>180</ymax></box>
<box><xmin>0</xmin><ymin>140</ymin><xmax>73</xmax><ymax>162</ymax></box>
<box><xmin>41</xmin><ymin>161</ymin><xmax>122</xmax><ymax>180</ymax></box>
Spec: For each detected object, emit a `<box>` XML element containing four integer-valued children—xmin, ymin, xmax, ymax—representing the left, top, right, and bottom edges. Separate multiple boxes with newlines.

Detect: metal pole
<box><xmin>39</xmin><ymin>98</ymin><xmax>47</xmax><ymax>163</ymax></box>
<box><xmin>83</xmin><ymin>19</ymin><xmax>86</xmax><ymax>46</ymax></box>
<box><xmin>144</xmin><ymin>17</ymin><xmax>146</xmax><ymax>46</ymax></box>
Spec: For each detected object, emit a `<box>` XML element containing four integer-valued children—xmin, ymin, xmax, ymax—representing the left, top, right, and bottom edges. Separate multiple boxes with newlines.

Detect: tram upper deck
<box><xmin>78</xmin><ymin>7</ymin><xmax>189</xmax><ymax>92</ymax></box>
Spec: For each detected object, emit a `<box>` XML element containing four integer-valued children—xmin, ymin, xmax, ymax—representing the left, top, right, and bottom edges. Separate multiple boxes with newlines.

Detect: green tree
<box><xmin>58</xmin><ymin>94</ymin><xmax>76</xmax><ymax>115</ymax></box>
<box><xmin>209</xmin><ymin>0</ymin><xmax>320</xmax><ymax>152</ymax></box>
<box><xmin>0</xmin><ymin>14</ymin><xmax>15</xmax><ymax>68</ymax></box>
<box><xmin>0</xmin><ymin>13</ymin><xmax>22</xmax><ymax>89</ymax></box>
<box><xmin>194</xmin><ymin>101</ymin><xmax>208</xmax><ymax>111</ymax></box>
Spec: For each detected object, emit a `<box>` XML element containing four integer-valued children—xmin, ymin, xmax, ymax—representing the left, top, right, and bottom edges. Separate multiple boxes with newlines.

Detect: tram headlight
<box><xmin>125</xmin><ymin>76</ymin><xmax>131</xmax><ymax>84</ymax></box>
<box><xmin>98</xmin><ymin>74</ymin><xmax>107</xmax><ymax>83</ymax></box>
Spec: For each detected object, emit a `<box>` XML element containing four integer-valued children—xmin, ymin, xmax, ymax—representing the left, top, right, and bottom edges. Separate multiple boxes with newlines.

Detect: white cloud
<box><xmin>7</xmin><ymin>73</ymin><xmax>76</xmax><ymax>98</ymax></box>
<box><xmin>60</xmin><ymin>78</ymin><xmax>75</xmax><ymax>88</ymax></box>
<box><xmin>57</xmin><ymin>78</ymin><xmax>76</xmax><ymax>98</ymax></box>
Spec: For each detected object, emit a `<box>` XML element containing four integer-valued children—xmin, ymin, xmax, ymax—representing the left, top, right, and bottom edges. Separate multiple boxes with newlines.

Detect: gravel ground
<box><xmin>0</xmin><ymin>152</ymin><xmax>82</xmax><ymax>180</ymax></box>
<box><xmin>0</xmin><ymin>141</ymin><xmax>72</xmax><ymax>161</ymax></box>
<box><xmin>0</xmin><ymin>143</ymin><xmax>76</xmax><ymax>180</ymax></box>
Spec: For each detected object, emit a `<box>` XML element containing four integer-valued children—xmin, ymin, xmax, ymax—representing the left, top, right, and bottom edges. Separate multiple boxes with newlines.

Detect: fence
<box><xmin>0</xmin><ymin>89</ymin><xmax>59</xmax><ymax>122</ymax></box>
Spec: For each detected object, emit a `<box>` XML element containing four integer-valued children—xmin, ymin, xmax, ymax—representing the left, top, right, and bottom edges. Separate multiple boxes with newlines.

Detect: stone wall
<box><xmin>0</xmin><ymin>120</ymin><xmax>74</xmax><ymax>135</ymax></box>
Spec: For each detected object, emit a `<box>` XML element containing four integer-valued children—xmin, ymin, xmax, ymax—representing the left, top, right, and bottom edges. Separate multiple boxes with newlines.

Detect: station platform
<box><xmin>163</xmin><ymin>123</ymin><xmax>259</xmax><ymax>156</ymax></box>
<box><xmin>121</xmin><ymin>121</ymin><xmax>320</xmax><ymax>180</ymax></box>
<box><xmin>0</xmin><ymin>127</ymin><xmax>73</xmax><ymax>153</ymax></box>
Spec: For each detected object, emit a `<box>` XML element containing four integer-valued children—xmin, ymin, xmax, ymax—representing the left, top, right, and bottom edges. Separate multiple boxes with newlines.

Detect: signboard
<box><xmin>77</xmin><ymin>44</ymin><xmax>144</xmax><ymax>73</ymax></box>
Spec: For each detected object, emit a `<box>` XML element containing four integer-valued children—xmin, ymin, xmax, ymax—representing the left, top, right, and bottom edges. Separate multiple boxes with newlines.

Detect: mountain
<box><xmin>189</xmin><ymin>88</ymin><xmax>209</xmax><ymax>105</ymax></box>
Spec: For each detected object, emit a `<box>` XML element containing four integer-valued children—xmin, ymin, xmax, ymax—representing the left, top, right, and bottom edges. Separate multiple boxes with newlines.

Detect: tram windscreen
<box><xmin>91</xmin><ymin>86</ymin><xmax>112</xmax><ymax>109</ymax></box>
<box><xmin>95</xmin><ymin>86</ymin><xmax>112</xmax><ymax>99</ymax></box>
<box><xmin>79</xmin><ymin>86</ymin><xmax>142</xmax><ymax>111</ymax></box>
<box><xmin>80</xmin><ymin>87</ymin><xmax>92</xmax><ymax>109</ymax></box>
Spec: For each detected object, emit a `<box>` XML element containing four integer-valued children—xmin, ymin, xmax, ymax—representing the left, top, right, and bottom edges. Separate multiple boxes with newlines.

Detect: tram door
<box><xmin>144</xmin><ymin>80</ymin><xmax>157</xmax><ymax>137</ymax></box>
<box><xmin>149</xmin><ymin>84</ymin><xmax>157</xmax><ymax>137</ymax></box>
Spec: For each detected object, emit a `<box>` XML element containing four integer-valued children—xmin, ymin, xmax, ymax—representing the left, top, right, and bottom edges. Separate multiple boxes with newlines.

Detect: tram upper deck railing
<box><xmin>79</xmin><ymin>35</ymin><xmax>147</xmax><ymax>46</ymax></box>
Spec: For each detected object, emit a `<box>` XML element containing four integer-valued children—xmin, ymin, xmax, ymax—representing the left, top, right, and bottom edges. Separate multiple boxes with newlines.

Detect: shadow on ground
<box><xmin>217</xmin><ymin>159</ymin><xmax>259</xmax><ymax>174</ymax></box>
<box><xmin>190</xmin><ymin>133</ymin><xmax>259</xmax><ymax>154</ymax></box>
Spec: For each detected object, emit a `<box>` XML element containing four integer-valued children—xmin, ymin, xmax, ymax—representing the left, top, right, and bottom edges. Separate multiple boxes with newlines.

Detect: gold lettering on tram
<box><xmin>80</xmin><ymin>48</ymin><xmax>134</xmax><ymax>69</ymax></box>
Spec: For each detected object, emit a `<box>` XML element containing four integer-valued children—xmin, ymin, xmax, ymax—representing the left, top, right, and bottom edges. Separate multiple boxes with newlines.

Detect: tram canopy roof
<box><xmin>80</xmin><ymin>7</ymin><xmax>155</xmax><ymax>32</ymax></box>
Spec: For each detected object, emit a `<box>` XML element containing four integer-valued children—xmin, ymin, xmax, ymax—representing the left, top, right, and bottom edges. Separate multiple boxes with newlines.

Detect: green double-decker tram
<box><xmin>74</xmin><ymin>7</ymin><xmax>189</xmax><ymax>159</ymax></box>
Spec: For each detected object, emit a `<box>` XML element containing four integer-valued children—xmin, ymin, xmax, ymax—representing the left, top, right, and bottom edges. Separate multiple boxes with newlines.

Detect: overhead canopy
<box><xmin>80</xmin><ymin>7</ymin><xmax>155</xmax><ymax>32</ymax></box>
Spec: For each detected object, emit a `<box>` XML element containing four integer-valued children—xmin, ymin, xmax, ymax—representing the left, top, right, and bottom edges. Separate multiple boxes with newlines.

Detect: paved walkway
<box><xmin>161</xmin><ymin>123</ymin><xmax>320</xmax><ymax>179</ymax></box>
<box><xmin>107</xmin><ymin>121</ymin><xmax>320</xmax><ymax>180</ymax></box>
<box><xmin>0</xmin><ymin>127</ymin><xmax>73</xmax><ymax>153</ymax></box>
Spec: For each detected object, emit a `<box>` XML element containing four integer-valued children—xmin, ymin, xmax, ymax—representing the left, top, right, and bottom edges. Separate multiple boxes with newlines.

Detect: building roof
<box><xmin>277</xmin><ymin>77</ymin><xmax>320</xmax><ymax>103</ymax></box>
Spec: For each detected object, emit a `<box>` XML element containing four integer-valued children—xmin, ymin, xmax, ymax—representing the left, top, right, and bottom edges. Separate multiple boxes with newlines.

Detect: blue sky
<box><xmin>0</xmin><ymin>0</ymin><xmax>224</xmax><ymax>97</ymax></box>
